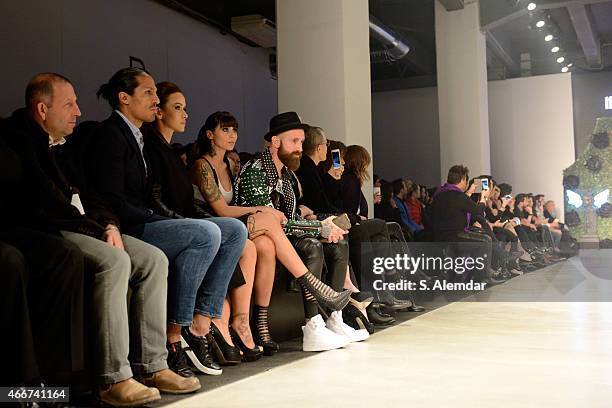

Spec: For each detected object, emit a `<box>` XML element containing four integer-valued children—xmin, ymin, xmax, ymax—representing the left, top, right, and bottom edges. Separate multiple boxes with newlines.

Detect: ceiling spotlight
<box><xmin>567</xmin><ymin>63</ymin><xmax>573</xmax><ymax>67</ymax></box>
<box><xmin>536</xmin><ymin>20</ymin><xmax>546</xmax><ymax>28</ymax></box>
<box><xmin>545</xmin><ymin>34</ymin><xmax>554</xmax><ymax>41</ymax></box>
<box><xmin>557</xmin><ymin>56</ymin><xmax>565</xmax><ymax>63</ymax></box>
<box><xmin>561</xmin><ymin>66</ymin><xmax>569</xmax><ymax>73</ymax></box>
<box><xmin>551</xmin><ymin>46</ymin><xmax>560</xmax><ymax>53</ymax></box>
<box><xmin>528</xmin><ymin>2</ymin><xmax>537</xmax><ymax>11</ymax></box>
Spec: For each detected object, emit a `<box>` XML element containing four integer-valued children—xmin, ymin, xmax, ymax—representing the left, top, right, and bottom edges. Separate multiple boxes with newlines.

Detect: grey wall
<box><xmin>488</xmin><ymin>74</ymin><xmax>575</xmax><ymax>219</ymax></box>
<box><xmin>0</xmin><ymin>0</ymin><xmax>277</xmax><ymax>153</ymax></box>
<box><xmin>371</xmin><ymin>87</ymin><xmax>441</xmax><ymax>186</ymax></box>
<box><xmin>572</xmin><ymin>71</ymin><xmax>612</xmax><ymax>157</ymax></box>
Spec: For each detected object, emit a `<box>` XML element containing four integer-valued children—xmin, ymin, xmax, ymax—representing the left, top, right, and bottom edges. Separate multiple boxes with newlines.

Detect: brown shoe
<box><xmin>138</xmin><ymin>368</ymin><xmax>201</xmax><ymax>394</ymax></box>
<box><xmin>99</xmin><ymin>378</ymin><xmax>161</xmax><ymax>407</ymax></box>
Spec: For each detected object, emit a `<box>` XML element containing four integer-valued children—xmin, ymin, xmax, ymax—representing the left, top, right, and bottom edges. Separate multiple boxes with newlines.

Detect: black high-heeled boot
<box><xmin>229</xmin><ymin>326</ymin><xmax>263</xmax><ymax>362</ymax></box>
<box><xmin>208</xmin><ymin>323</ymin><xmax>241</xmax><ymax>366</ymax></box>
<box><xmin>251</xmin><ymin>305</ymin><xmax>280</xmax><ymax>356</ymax></box>
<box><xmin>342</xmin><ymin>302</ymin><xmax>375</xmax><ymax>335</ymax></box>
<box><xmin>296</xmin><ymin>271</ymin><xmax>351</xmax><ymax>311</ymax></box>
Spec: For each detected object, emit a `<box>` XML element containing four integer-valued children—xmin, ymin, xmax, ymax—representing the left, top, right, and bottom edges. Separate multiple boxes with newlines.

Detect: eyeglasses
<box><xmin>319</xmin><ymin>140</ymin><xmax>330</xmax><ymax>147</ymax></box>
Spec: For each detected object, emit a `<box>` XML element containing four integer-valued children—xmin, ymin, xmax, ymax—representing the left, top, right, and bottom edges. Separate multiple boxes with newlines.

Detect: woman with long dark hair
<box><xmin>144</xmin><ymin>83</ymin><xmax>264</xmax><ymax>368</ymax></box>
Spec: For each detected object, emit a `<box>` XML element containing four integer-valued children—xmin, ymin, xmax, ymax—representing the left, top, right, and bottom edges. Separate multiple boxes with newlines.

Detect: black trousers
<box><xmin>454</xmin><ymin>231</ymin><xmax>493</xmax><ymax>281</ymax></box>
<box><xmin>515</xmin><ymin>225</ymin><xmax>541</xmax><ymax>251</ymax></box>
<box><xmin>493</xmin><ymin>226</ymin><xmax>519</xmax><ymax>251</ymax></box>
<box><xmin>0</xmin><ymin>241</ymin><xmax>38</xmax><ymax>386</ymax></box>
<box><xmin>322</xmin><ymin>240</ymin><xmax>349</xmax><ymax>292</ymax></box>
<box><xmin>537</xmin><ymin>225</ymin><xmax>555</xmax><ymax>249</ymax></box>
<box><xmin>289</xmin><ymin>235</ymin><xmax>348</xmax><ymax>318</ymax></box>
<box><xmin>0</xmin><ymin>228</ymin><xmax>85</xmax><ymax>386</ymax></box>
<box><xmin>348</xmin><ymin>218</ymin><xmax>390</xmax><ymax>291</ymax></box>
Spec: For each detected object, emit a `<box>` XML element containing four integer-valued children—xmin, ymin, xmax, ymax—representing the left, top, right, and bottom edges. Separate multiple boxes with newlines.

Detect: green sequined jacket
<box><xmin>234</xmin><ymin>149</ymin><xmax>323</xmax><ymax>237</ymax></box>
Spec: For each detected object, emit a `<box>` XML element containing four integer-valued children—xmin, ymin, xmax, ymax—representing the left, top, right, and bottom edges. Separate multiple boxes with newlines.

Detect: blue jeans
<box><xmin>136</xmin><ymin>217</ymin><xmax>247</xmax><ymax>324</ymax></box>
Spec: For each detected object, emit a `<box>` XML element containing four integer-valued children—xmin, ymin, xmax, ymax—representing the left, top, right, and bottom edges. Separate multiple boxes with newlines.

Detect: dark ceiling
<box><xmin>485</xmin><ymin>0</ymin><xmax>612</xmax><ymax>80</ymax></box>
<box><xmin>155</xmin><ymin>0</ymin><xmax>612</xmax><ymax>91</ymax></box>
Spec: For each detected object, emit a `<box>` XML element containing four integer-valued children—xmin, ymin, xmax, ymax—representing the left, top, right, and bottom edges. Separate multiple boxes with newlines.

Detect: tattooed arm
<box><xmin>191</xmin><ymin>158</ymin><xmax>269</xmax><ymax>218</ymax></box>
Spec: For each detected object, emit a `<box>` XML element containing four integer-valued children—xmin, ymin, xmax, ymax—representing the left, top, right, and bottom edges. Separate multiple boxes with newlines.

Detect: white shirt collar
<box><xmin>114</xmin><ymin>110</ymin><xmax>143</xmax><ymax>137</ymax></box>
<box><xmin>49</xmin><ymin>135</ymin><xmax>66</xmax><ymax>147</ymax></box>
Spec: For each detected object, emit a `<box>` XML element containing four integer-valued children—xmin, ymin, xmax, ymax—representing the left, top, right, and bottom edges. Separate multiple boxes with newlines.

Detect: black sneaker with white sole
<box><xmin>166</xmin><ymin>341</ymin><xmax>197</xmax><ymax>378</ymax></box>
<box><xmin>180</xmin><ymin>327</ymin><xmax>222</xmax><ymax>376</ymax></box>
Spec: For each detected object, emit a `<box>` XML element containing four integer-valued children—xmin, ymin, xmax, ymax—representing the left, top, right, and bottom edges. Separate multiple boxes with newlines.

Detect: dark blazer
<box><xmin>55</xmin><ymin>121</ymin><xmax>120</xmax><ymax>228</ymax></box>
<box><xmin>87</xmin><ymin>112</ymin><xmax>166</xmax><ymax>234</ymax></box>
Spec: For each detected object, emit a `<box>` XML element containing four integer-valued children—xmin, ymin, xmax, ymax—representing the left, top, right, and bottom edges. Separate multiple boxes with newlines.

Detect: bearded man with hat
<box><xmin>235</xmin><ymin>112</ymin><xmax>368</xmax><ymax>351</ymax></box>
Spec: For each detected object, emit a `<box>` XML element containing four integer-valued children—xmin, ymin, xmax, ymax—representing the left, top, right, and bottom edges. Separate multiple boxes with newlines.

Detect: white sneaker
<box><xmin>302</xmin><ymin>314</ymin><xmax>350</xmax><ymax>352</ymax></box>
<box><xmin>326</xmin><ymin>311</ymin><xmax>370</xmax><ymax>342</ymax></box>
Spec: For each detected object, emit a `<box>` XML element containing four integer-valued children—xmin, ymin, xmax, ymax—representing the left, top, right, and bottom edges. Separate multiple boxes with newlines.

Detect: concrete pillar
<box><xmin>435</xmin><ymin>0</ymin><xmax>491</xmax><ymax>182</ymax></box>
<box><xmin>276</xmin><ymin>0</ymin><xmax>373</xmax><ymax>213</ymax></box>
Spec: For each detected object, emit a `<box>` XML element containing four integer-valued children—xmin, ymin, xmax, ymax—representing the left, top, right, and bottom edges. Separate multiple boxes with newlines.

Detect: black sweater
<box><xmin>340</xmin><ymin>171</ymin><xmax>368</xmax><ymax>218</ymax></box>
<box><xmin>322</xmin><ymin>172</ymin><xmax>344</xmax><ymax>211</ymax></box>
<box><xmin>295</xmin><ymin>155</ymin><xmax>344</xmax><ymax>216</ymax></box>
<box><xmin>431</xmin><ymin>190</ymin><xmax>486</xmax><ymax>241</ymax></box>
<box><xmin>1</xmin><ymin>109</ymin><xmax>109</xmax><ymax>239</ymax></box>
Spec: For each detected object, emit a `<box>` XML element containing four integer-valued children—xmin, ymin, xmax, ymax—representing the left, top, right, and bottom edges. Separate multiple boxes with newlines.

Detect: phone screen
<box><xmin>331</xmin><ymin>149</ymin><xmax>341</xmax><ymax>169</ymax></box>
<box><xmin>481</xmin><ymin>178</ymin><xmax>489</xmax><ymax>191</ymax></box>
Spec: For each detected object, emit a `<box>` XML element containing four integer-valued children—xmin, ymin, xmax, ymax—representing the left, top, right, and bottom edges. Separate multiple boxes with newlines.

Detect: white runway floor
<box><xmin>165</xmin><ymin>300</ymin><xmax>612</xmax><ymax>408</ymax></box>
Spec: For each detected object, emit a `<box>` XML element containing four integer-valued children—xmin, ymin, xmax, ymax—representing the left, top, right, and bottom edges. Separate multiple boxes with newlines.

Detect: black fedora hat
<box><xmin>264</xmin><ymin>112</ymin><xmax>309</xmax><ymax>141</ymax></box>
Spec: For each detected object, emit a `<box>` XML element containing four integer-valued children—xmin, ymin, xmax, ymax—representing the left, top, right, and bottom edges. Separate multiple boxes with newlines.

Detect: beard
<box><xmin>278</xmin><ymin>144</ymin><xmax>301</xmax><ymax>171</ymax></box>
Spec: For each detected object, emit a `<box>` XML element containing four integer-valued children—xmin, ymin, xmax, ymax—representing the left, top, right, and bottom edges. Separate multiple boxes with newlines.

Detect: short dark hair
<box><xmin>498</xmin><ymin>183</ymin><xmax>512</xmax><ymax>196</ymax></box>
<box><xmin>25</xmin><ymin>72</ymin><xmax>72</xmax><ymax>110</ymax></box>
<box><xmin>196</xmin><ymin>111</ymin><xmax>239</xmax><ymax>157</ymax></box>
<box><xmin>156</xmin><ymin>81</ymin><xmax>182</xmax><ymax>108</ymax></box>
<box><xmin>447</xmin><ymin>165</ymin><xmax>469</xmax><ymax>184</ymax></box>
<box><xmin>97</xmin><ymin>67</ymin><xmax>149</xmax><ymax>110</ymax></box>
<box><xmin>320</xmin><ymin>140</ymin><xmax>346</xmax><ymax>172</ymax></box>
<box><xmin>239</xmin><ymin>151</ymin><xmax>254</xmax><ymax>165</ymax></box>
<box><xmin>303</xmin><ymin>125</ymin><xmax>325</xmax><ymax>156</ymax></box>
<box><xmin>380</xmin><ymin>181</ymin><xmax>393</xmax><ymax>204</ymax></box>
<box><xmin>392</xmin><ymin>178</ymin><xmax>405</xmax><ymax>196</ymax></box>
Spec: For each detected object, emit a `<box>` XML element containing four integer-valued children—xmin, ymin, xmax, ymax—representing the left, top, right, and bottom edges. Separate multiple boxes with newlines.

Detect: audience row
<box><xmin>1</xmin><ymin>68</ymin><xmax>574</xmax><ymax>407</ymax></box>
